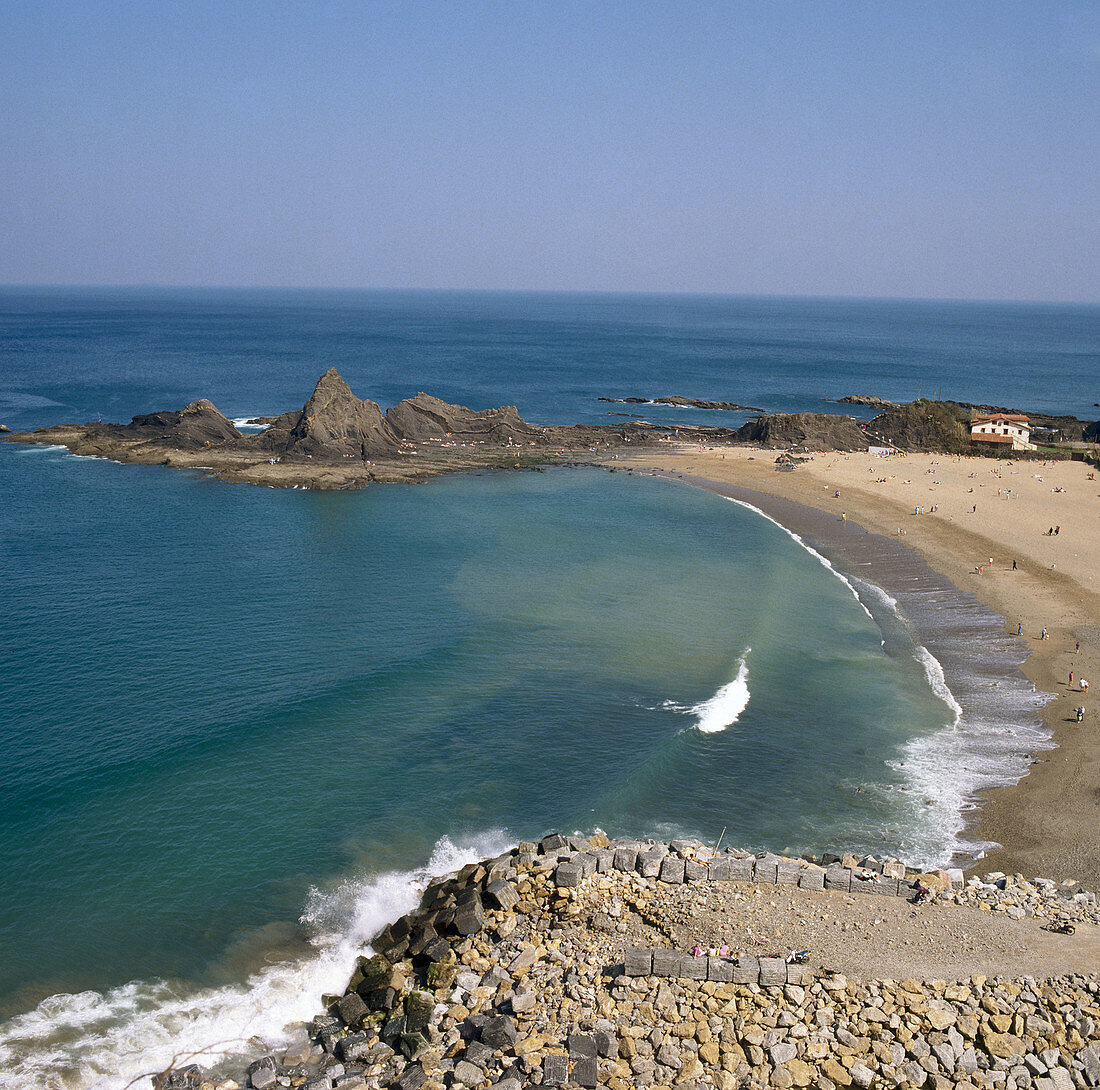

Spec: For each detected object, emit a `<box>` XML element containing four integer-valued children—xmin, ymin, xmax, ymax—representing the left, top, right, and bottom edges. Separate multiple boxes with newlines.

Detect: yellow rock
<box><xmin>513</xmin><ymin>1035</ymin><xmax>546</xmax><ymax>1056</ymax></box>
<box><xmin>698</xmin><ymin>1041</ymin><xmax>720</xmax><ymax>1065</ymax></box>
<box><xmin>820</xmin><ymin>1058</ymin><xmax>852</xmax><ymax>1086</ymax></box>
<box><xmin>786</xmin><ymin>1059</ymin><xmax>815</xmax><ymax>1087</ymax></box>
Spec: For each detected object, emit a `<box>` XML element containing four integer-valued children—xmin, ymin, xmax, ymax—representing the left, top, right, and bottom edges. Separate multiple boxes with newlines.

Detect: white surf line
<box><xmin>720</xmin><ymin>496</ymin><xmax>873</xmax><ymax>620</ymax></box>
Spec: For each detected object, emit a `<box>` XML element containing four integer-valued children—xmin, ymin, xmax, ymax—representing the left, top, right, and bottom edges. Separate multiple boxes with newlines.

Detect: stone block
<box><xmin>624</xmin><ymin>947</ymin><xmax>653</xmax><ymax>976</ymax></box>
<box><xmin>484</xmin><ymin>879</ymin><xmax>519</xmax><ymax>910</ymax></box>
<box><xmin>337</xmin><ymin>990</ymin><xmax>368</xmax><ymax>1028</ymax></box>
<box><xmin>542</xmin><ymin>1054</ymin><xmax>569</xmax><ymax>1086</ymax></box>
<box><xmin>595</xmin><ymin>1030</ymin><xmax>618</xmax><ymax>1059</ymax></box>
<box><xmin>651</xmin><ymin>949</ymin><xmax>682</xmax><ymax>977</ymax></box>
<box><xmin>727</xmin><ymin>855</ymin><xmax>753</xmax><ymax>881</ymax></box>
<box><xmin>775</xmin><ymin>861</ymin><xmax>800</xmax><ymax>885</ymax></box>
<box><xmin>659</xmin><ymin>856</ymin><xmax>686</xmax><ymax>884</ymax></box>
<box><xmin>681</xmin><ymin>952</ymin><xmax>707</xmax><ymax>979</ymax></box>
<box><xmin>422</xmin><ymin>937</ymin><xmax>451</xmax><ymax>963</ymax></box>
<box><xmin>407</xmin><ymin>924</ymin><xmax>438</xmax><ymax>957</ymax></box>
<box><xmin>707</xmin><ymin>956</ymin><xmax>734</xmax><ymax>982</ymax></box>
<box><xmin>594</xmin><ymin>849</ymin><xmax>615</xmax><ymax>872</ymax></box>
<box><xmin>575</xmin><ymin>852</ymin><xmax>597</xmax><ymax>878</ymax></box>
<box><xmin>613</xmin><ymin>847</ymin><xmax>638</xmax><ymax>871</ymax></box>
<box><xmin>404</xmin><ymin>990</ymin><xmax>434</xmax><ymax>1034</ymax></box>
<box><xmin>539</xmin><ymin>834</ymin><xmax>567</xmax><ymax>852</ymax></box>
<box><xmin>754</xmin><ymin>856</ymin><xmax>779</xmax><ymax>883</ymax></box>
<box><xmin>824</xmin><ymin>865</ymin><xmax>852</xmax><ymax>892</ymax></box>
<box><xmin>553</xmin><ymin>861</ymin><xmax>582</xmax><ymax>888</ymax></box>
<box><xmin>850</xmin><ymin>872</ymin><xmax>877</xmax><ymax>894</ymax></box>
<box><xmin>798</xmin><ymin>866</ymin><xmax>826</xmax><ymax>891</ymax></box>
<box><xmin>786</xmin><ymin>963</ymin><xmax>810</xmax><ymax>985</ymax></box>
<box><xmin>732</xmin><ymin>956</ymin><xmax>759</xmax><ymax>984</ymax></box>
<box><xmin>637</xmin><ymin>847</ymin><xmax>665</xmax><ymax>877</ymax></box>
<box><xmin>684</xmin><ymin>860</ymin><xmax>708</xmax><ymax>882</ymax></box>
<box><xmin>453</xmin><ymin>891</ymin><xmax>485</xmax><ymax>935</ymax></box>
<box><xmin>364</xmin><ymin>986</ymin><xmax>396</xmax><ymax>1011</ymax></box>
<box><xmin>572</xmin><ymin>1055</ymin><xmax>598</xmax><ymax>1087</ymax></box>
<box><xmin>708</xmin><ymin>859</ymin><xmax>732</xmax><ymax>881</ymax></box>
<box><xmin>480</xmin><ymin>1014</ymin><xmax>517</xmax><ymax>1050</ymax></box>
<box><xmin>873</xmin><ymin>875</ymin><xmax>901</xmax><ymax>896</ymax></box>
<box><xmin>759</xmin><ymin>957</ymin><xmax>786</xmax><ymax>987</ymax></box>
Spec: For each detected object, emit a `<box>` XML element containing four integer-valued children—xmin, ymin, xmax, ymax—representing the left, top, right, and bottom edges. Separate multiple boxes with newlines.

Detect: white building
<box><xmin>970</xmin><ymin>413</ymin><xmax>1036</xmax><ymax>451</ymax></box>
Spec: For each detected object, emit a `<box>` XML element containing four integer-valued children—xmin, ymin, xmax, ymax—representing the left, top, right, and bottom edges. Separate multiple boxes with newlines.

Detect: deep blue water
<box><xmin>0</xmin><ymin>289</ymin><xmax>1084</xmax><ymax>1086</ymax></box>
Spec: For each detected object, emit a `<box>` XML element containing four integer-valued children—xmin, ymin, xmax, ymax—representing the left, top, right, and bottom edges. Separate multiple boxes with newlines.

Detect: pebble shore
<box><xmin>158</xmin><ymin>835</ymin><xmax>1100</xmax><ymax>1090</ymax></box>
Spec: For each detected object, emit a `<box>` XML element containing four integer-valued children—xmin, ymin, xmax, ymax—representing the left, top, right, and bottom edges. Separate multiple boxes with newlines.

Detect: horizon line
<box><xmin>1</xmin><ymin>282</ymin><xmax>1098</xmax><ymax>309</ymax></box>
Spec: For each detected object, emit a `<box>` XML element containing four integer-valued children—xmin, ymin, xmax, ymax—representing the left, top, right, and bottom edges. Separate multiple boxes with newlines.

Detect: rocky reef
<box><xmin>5</xmin><ymin>370</ymin><xmax>657</xmax><ymax>488</ymax></box>
<box><xmin>158</xmin><ymin>835</ymin><xmax>1100</xmax><ymax>1090</ymax></box>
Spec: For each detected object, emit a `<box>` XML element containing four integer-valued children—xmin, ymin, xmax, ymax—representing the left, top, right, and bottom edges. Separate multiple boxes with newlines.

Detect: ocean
<box><xmin>0</xmin><ymin>288</ymin><xmax>1089</xmax><ymax>1086</ymax></box>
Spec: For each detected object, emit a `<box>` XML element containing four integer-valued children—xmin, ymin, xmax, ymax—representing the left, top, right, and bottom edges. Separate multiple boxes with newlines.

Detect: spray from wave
<box><xmin>662</xmin><ymin>651</ymin><xmax>751</xmax><ymax>734</ymax></box>
<box><xmin>0</xmin><ymin>831</ymin><xmax>513</xmax><ymax>1090</ymax></box>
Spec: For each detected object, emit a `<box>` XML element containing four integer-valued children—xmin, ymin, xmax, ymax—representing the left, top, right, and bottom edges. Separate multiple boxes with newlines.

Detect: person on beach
<box><xmin>1013</xmin><ymin>559</ymin><xmax>1017</xmax><ymax>570</ymax></box>
<box><xmin>1041</xmin><ymin>627</ymin><xmax>1048</xmax><ymax>640</ymax></box>
<box><xmin>1078</xmin><ymin>707</ymin><xmax>1085</xmax><ymax>723</ymax></box>
<box><xmin>1018</xmin><ymin>623</ymin><xmax>1023</xmax><ymax>636</ymax></box>
<box><xmin>1081</xmin><ymin>679</ymin><xmax>1089</xmax><ymax>692</ymax></box>
<box><xmin>1077</xmin><ymin>641</ymin><xmax>1081</xmax><ymax>653</ymax></box>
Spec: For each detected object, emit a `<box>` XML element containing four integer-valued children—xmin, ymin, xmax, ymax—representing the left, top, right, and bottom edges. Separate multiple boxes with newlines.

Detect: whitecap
<box><xmin>689</xmin><ymin>650</ymin><xmax>751</xmax><ymax>734</ymax></box>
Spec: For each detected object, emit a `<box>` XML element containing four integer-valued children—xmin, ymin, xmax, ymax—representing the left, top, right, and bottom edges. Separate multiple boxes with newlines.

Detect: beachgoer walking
<box><xmin>1076</xmin><ymin>641</ymin><xmax>1081</xmax><ymax>653</ymax></box>
<box><xmin>1077</xmin><ymin>707</ymin><xmax>1085</xmax><ymax>723</ymax></box>
<box><xmin>1041</xmin><ymin>627</ymin><xmax>1048</xmax><ymax>640</ymax></box>
<box><xmin>1081</xmin><ymin>679</ymin><xmax>1089</xmax><ymax>692</ymax></box>
<box><xmin>1070</xmin><ymin>672</ymin><xmax>1073</xmax><ymax>685</ymax></box>
<box><xmin>1017</xmin><ymin>623</ymin><xmax>1023</xmax><ymax>636</ymax></box>
<box><xmin>1012</xmin><ymin>559</ymin><xmax>1017</xmax><ymax>570</ymax></box>
<box><xmin>1055</xmin><ymin>526</ymin><xmax>1060</xmax><ymax>535</ymax></box>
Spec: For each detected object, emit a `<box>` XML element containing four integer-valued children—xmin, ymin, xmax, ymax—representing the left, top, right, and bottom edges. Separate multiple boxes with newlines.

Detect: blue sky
<box><xmin>3</xmin><ymin>1</ymin><xmax>1098</xmax><ymax>301</ymax></box>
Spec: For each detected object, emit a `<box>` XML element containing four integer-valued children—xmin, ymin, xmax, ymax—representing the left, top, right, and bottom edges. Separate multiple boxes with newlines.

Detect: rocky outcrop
<box><xmin>736</xmin><ymin>413</ymin><xmax>871</xmax><ymax>451</ymax></box>
<box><xmin>600</xmin><ymin>396</ymin><xmax>765</xmax><ymax>413</ymax></box>
<box><xmin>259</xmin><ymin>368</ymin><xmax>399</xmax><ymax>461</ymax></box>
<box><xmin>866</xmin><ymin>400</ymin><xmax>972</xmax><ymax>453</ymax></box>
<box><xmin>120</xmin><ymin>398</ymin><xmax>242</xmax><ymax>447</ymax></box>
<box><xmin>836</xmin><ymin>395</ymin><xmax>900</xmax><ymax>409</ymax></box>
<box><xmin>385</xmin><ymin>393</ymin><xmax>542</xmax><ymax>445</ymax></box>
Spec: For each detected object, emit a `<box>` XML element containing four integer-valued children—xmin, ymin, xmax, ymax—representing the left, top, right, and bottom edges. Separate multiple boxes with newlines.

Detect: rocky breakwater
<box><xmin>160</xmin><ymin>835</ymin><xmax>1100</xmax><ymax>1090</ymax></box>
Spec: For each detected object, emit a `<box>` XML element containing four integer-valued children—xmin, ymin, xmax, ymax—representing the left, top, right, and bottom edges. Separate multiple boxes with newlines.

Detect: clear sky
<box><xmin>3</xmin><ymin>1</ymin><xmax>1098</xmax><ymax>301</ymax></box>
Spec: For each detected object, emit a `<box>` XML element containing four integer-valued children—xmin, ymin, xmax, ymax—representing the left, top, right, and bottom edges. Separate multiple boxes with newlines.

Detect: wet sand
<box><xmin>619</xmin><ymin>445</ymin><xmax>1100</xmax><ymax>887</ymax></box>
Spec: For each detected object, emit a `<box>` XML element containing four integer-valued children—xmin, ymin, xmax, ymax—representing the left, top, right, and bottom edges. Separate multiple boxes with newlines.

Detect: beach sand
<box><xmin>618</xmin><ymin>444</ymin><xmax>1100</xmax><ymax>888</ymax></box>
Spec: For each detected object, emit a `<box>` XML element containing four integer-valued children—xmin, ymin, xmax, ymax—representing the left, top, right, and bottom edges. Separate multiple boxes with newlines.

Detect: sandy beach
<box><xmin>618</xmin><ymin>444</ymin><xmax>1100</xmax><ymax>888</ymax></box>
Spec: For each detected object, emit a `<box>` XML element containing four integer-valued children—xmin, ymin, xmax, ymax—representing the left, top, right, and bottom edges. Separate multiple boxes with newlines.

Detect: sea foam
<box><xmin>663</xmin><ymin>650</ymin><xmax>753</xmax><ymax>734</ymax></box>
<box><xmin>0</xmin><ymin>831</ymin><xmax>512</xmax><ymax>1090</ymax></box>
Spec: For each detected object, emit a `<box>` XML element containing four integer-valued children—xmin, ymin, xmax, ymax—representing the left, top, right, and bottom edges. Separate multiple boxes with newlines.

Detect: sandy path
<box><xmin>617</xmin><ymin>445</ymin><xmax>1100</xmax><ymax>888</ymax></box>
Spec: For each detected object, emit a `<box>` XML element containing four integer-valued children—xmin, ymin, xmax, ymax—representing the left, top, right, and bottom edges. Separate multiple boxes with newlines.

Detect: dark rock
<box><xmin>365</xmin><ymin>985</ymin><xmax>397</xmax><ymax>1011</ymax></box>
<box><xmin>127</xmin><ymin>399</ymin><xmax>242</xmax><ymax>447</ymax></box>
<box><xmin>539</xmin><ymin>834</ymin><xmax>567</xmax><ymax>852</ymax></box>
<box><xmin>404</xmin><ymin>990</ymin><xmax>434</xmax><ymax>1034</ymax></box>
<box><xmin>554</xmin><ymin>861</ymin><xmax>582</xmax><ymax>888</ymax></box>
<box><xmin>484</xmin><ymin>879</ymin><xmax>519</xmax><ymax>910</ymax></box>
<box><xmin>392</xmin><ymin>1063</ymin><xmax>427</xmax><ymax>1090</ymax></box>
<box><xmin>464</xmin><ymin>1040</ymin><xmax>495</xmax><ymax>1068</ymax></box>
<box><xmin>337</xmin><ymin>990</ymin><xmax>369</xmax><ymax>1028</ymax></box>
<box><xmin>542</xmin><ymin>1054</ymin><xmax>569</xmax><ymax>1086</ymax></box>
<box><xmin>453</xmin><ymin>890</ymin><xmax>485</xmax><ymax>935</ymax></box>
<box><xmin>480</xmin><ymin>1014</ymin><xmax>517</xmax><ymax>1049</ymax></box>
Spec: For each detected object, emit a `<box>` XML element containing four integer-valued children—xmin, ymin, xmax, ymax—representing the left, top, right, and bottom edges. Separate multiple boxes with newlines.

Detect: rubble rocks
<box><xmin>170</xmin><ymin>836</ymin><xmax>1100</xmax><ymax>1090</ymax></box>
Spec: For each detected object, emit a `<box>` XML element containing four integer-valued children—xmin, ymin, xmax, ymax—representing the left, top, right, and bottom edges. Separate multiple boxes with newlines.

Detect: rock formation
<box><xmin>735</xmin><ymin>413</ymin><xmax>871</xmax><ymax>451</ymax></box>
<box><xmin>255</xmin><ymin>368</ymin><xmax>399</xmax><ymax>460</ymax></box>
<box><xmin>385</xmin><ymin>392</ymin><xmax>541</xmax><ymax>445</ymax></box>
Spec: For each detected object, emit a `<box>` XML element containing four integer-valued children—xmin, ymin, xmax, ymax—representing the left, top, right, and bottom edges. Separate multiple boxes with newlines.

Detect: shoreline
<box><xmin>618</xmin><ymin>445</ymin><xmax>1100</xmax><ymax>888</ymax></box>
<box><xmin>633</xmin><ymin>467</ymin><xmax>1052</xmax><ymax>870</ymax></box>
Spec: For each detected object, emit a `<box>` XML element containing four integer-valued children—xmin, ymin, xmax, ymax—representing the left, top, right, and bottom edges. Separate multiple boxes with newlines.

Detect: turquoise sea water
<box><xmin>0</xmin><ymin>290</ymin><xmax>1081</xmax><ymax>1086</ymax></box>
